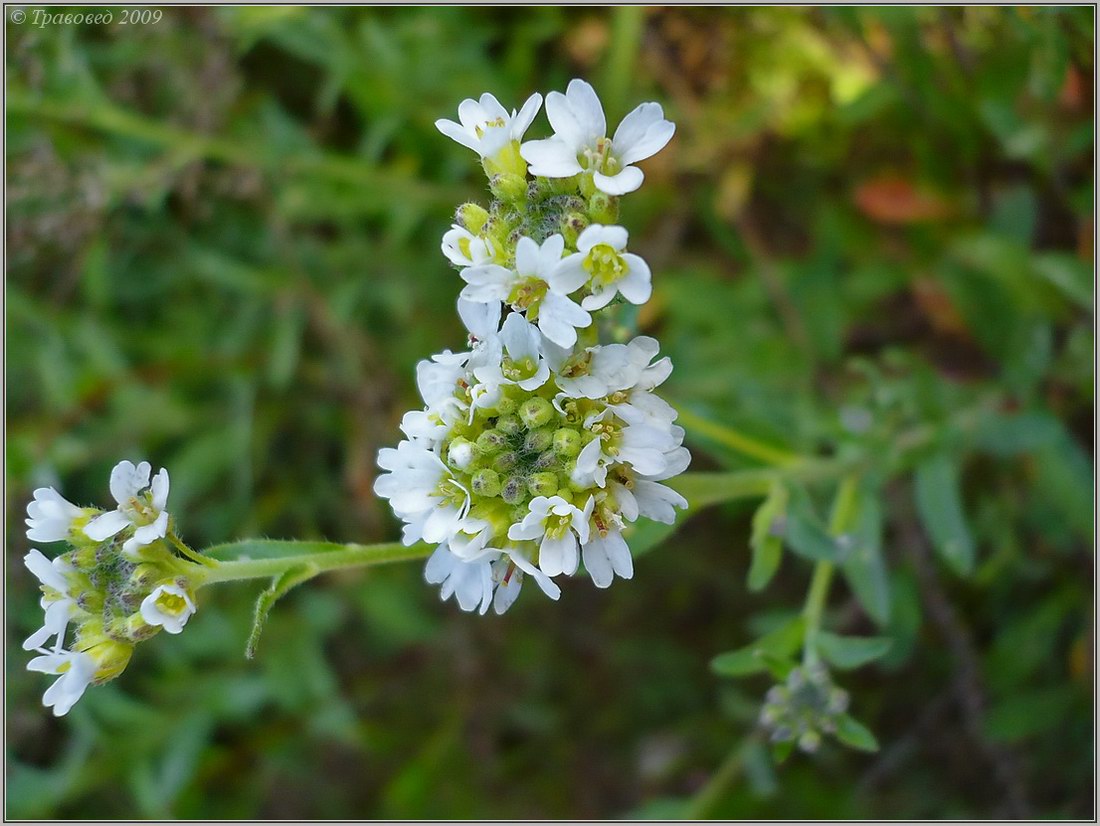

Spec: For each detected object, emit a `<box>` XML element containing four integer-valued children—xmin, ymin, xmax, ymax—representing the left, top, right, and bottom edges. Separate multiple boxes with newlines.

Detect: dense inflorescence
<box><xmin>374</xmin><ymin>79</ymin><xmax>689</xmax><ymax>613</ymax></box>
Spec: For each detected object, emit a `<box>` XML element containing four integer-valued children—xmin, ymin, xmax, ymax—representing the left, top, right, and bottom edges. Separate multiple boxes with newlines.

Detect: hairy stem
<box><xmin>192</xmin><ymin>540</ymin><xmax>432</xmax><ymax>586</ymax></box>
<box><xmin>802</xmin><ymin>475</ymin><xmax>860</xmax><ymax>665</ymax></box>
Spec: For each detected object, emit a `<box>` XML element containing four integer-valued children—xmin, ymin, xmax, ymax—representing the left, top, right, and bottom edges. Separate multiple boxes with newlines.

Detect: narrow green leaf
<box><xmin>816</xmin><ymin>631</ymin><xmax>893</xmax><ymax>669</ymax></box>
<box><xmin>246</xmin><ymin>563</ymin><xmax>319</xmax><ymax>659</ymax></box>
<box><xmin>914</xmin><ymin>452</ymin><xmax>975</xmax><ymax>576</ymax></box>
<box><xmin>748</xmin><ymin>482</ymin><xmax>788</xmax><ymax>591</ymax></box>
<box><xmin>785</xmin><ymin>490</ymin><xmax>840</xmax><ymax>562</ymax></box>
<box><xmin>834</xmin><ymin>714</ymin><xmax>879</xmax><ymax>752</ymax></box>
<box><xmin>711</xmin><ymin>616</ymin><xmax>806</xmax><ymax>677</ymax></box>
<box><xmin>839</xmin><ymin>484</ymin><xmax>891</xmax><ymax>625</ymax></box>
<box><xmin>770</xmin><ymin>739</ymin><xmax>795</xmax><ymax>764</ymax></box>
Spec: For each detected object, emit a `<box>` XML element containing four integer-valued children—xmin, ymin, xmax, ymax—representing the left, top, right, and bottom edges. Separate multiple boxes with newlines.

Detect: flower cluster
<box><xmin>759</xmin><ymin>663</ymin><xmax>851</xmax><ymax>753</ymax></box>
<box><xmin>22</xmin><ymin>461</ymin><xmax>197</xmax><ymax>716</ymax></box>
<box><xmin>376</xmin><ymin>79</ymin><xmax>689</xmax><ymax>614</ymax></box>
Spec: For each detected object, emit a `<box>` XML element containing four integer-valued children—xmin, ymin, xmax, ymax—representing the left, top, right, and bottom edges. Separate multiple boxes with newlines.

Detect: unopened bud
<box><xmin>494</xmin><ymin>395</ymin><xmax>518</xmax><ymax>415</ymax></box>
<box><xmin>523</xmin><ymin>427</ymin><xmax>553</xmax><ymax>454</ymax></box>
<box><xmin>553</xmin><ymin>428</ymin><xmax>582</xmax><ymax>457</ymax></box>
<box><xmin>476</xmin><ymin>429</ymin><xmax>508</xmax><ymax>455</ymax></box>
<box><xmin>86</xmin><ymin>640</ymin><xmax>134</xmax><ymax>684</ymax></box>
<box><xmin>588</xmin><ymin>192</ymin><xmax>619</xmax><ymax>225</ymax></box>
<box><xmin>471</xmin><ymin>468</ymin><xmax>502</xmax><ymax>499</ymax></box>
<box><xmin>456</xmin><ymin>202</ymin><xmax>490</xmax><ymax>234</ymax></box>
<box><xmin>493</xmin><ymin>451</ymin><xmax>519</xmax><ymax>473</ymax></box>
<box><xmin>501</xmin><ymin>476</ymin><xmax>526</xmax><ymax>505</ymax></box>
<box><xmin>496</xmin><ymin>414</ymin><xmax>522</xmax><ymax>436</ymax></box>
<box><xmin>561</xmin><ymin>212</ymin><xmax>590</xmax><ymax>247</ymax></box>
<box><xmin>519</xmin><ymin>397</ymin><xmax>554</xmax><ymax>429</ymax></box>
<box><xmin>489</xmin><ymin>173</ymin><xmax>528</xmax><ymax>203</ymax></box>
<box><xmin>448</xmin><ymin>437</ymin><xmax>476</xmax><ymax>471</ymax></box>
<box><xmin>527</xmin><ymin>472</ymin><xmax>559</xmax><ymax>498</ymax></box>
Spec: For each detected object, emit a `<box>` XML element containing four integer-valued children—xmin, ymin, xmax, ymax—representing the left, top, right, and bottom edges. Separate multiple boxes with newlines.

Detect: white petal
<box><xmin>83</xmin><ymin>509</ymin><xmax>129</xmax><ymax>541</ymax></box>
<box><xmin>617</xmin><ymin>256</ymin><xmax>653</xmax><ymax>304</ymax></box>
<box><xmin>582</xmin><ymin>535</ymin><xmax>614</xmax><ymax>588</ymax></box>
<box><xmin>613</xmin><ymin>103</ymin><xmax>675</xmax><ymax>165</ymax></box>
<box><xmin>435</xmin><ymin>118</ymin><xmax>482</xmax><ymax>153</ymax></box>
<box><xmin>593</xmin><ymin>166</ymin><xmax>645</xmax><ymax>196</ymax></box>
<box><xmin>109</xmin><ymin>460</ymin><xmax>150</xmax><ymax>504</ymax></box>
<box><xmin>511</xmin><ymin>92</ymin><xmax>543</xmax><ymax>141</ymax></box>
<box><xmin>23</xmin><ymin>549</ymin><xmax>69</xmax><ymax>593</ymax></box>
<box><xmin>632</xmin><ymin>480</ymin><xmax>688</xmax><ymax>524</ymax></box>
<box><xmin>457</xmin><ymin>298</ymin><xmax>501</xmax><ymax>340</ymax></box>
<box><xmin>539</xmin><ymin>532</ymin><xmax>578</xmax><ymax>577</ymax></box>
<box><xmin>514</xmin><ymin>236</ymin><xmax>541</xmax><ymax>277</ymax></box>
<box><xmin>565</xmin><ymin>78</ymin><xmax>607</xmax><ymax>144</ymax></box>
<box><xmin>548</xmin><ymin>254</ymin><xmax>589</xmax><ymax>295</ymax></box>
<box><xmin>150</xmin><ymin>469</ymin><xmax>170</xmax><ymax>510</ymax></box>
<box><xmin>520</xmin><ymin>138</ymin><xmax>583</xmax><ymax>178</ymax></box>
<box><xmin>576</xmin><ymin>224</ymin><xmax>628</xmax><ymax>252</ymax></box>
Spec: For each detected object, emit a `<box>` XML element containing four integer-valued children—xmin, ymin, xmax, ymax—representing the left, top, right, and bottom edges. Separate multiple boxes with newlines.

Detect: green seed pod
<box><xmin>588</xmin><ymin>192</ymin><xmax>619</xmax><ymax>225</ymax></box>
<box><xmin>553</xmin><ymin>428</ymin><xmax>583</xmax><ymax>457</ymax></box>
<box><xmin>496</xmin><ymin>414</ymin><xmax>522</xmax><ymax>436</ymax></box>
<box><xmin>527</xmin><ymin>472</ymin><xmax>559</xmax><ymax>498</ymax></box>
<box><xmin>523</xmin><ymin>427</ymin><xmax>554</xmax><ymax>454</ymax></box>
<box><xmin>519</xmin><ymin>397</ymin><xmax>554</xmax><ymax>429</ymax></box>
<box><xmin>501</xmin><ymin>476</ymin><xmax>526</xmax><ymax>505</ymax></box>
<box><xmin>471</xmin><ymin>468</ymin><xmax>502</xmax><ymax>499</ymax></box>
<box><xmin>475</xmin><ymin>429</ymin><xmax>508</xmax><ymax>455</ymax></box>
<box><xmin>456</xmin><ymin>202</ymin><xmax>490</xmax><ymax>234</ymax></box>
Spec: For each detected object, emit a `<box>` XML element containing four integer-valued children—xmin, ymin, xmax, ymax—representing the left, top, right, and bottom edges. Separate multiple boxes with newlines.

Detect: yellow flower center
<box><xmin>583</xmin><ymin>244</ymin><xmax>627</xmax><ymax>288</ymax></box>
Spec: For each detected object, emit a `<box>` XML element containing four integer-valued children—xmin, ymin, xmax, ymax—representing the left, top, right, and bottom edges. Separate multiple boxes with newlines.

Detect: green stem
<box><xmin>192</xmin><ymin>540</ymin><xmax>433</xmax><ymax>587</ymax></box>
<box><xmin>672</xmin><ymin>405</ymin><xmax>803</xmax><ymax>467</ymax></box>
<box><xmin>167</xmin><ymin>532</ymin><xmax>216</xmax><ymax>567</ymax></box>
<box><xmin>802</xmin><ymin>476</ymin><xmax>860</xmax><ymax>666</ymax></box>
<box><xmin>684</xmin><ymin>734</ymin><xmax>755</xmax><ymax>819</ymax></box>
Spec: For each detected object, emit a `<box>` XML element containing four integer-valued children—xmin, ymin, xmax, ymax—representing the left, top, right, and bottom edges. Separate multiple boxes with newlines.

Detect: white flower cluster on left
<box><xmin>375</xmin><ymin>79</ymin><xmax>689</xmax><ymax>615</ymax></box>
<box><xmin>22</xmin><ymin>460</ymin><xmax>197</xmax><ymax>716</ymax></box>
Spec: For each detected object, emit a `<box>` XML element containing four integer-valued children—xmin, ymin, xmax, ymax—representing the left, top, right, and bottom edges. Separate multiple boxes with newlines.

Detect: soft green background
<box><xmin>6</xmin><ymin>6</ymin><xmax>1093</xmax><ymax>819</ymax></box>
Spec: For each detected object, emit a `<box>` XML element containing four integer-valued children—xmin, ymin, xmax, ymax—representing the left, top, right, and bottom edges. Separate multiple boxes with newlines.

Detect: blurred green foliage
<box><xmin>6</xmin><ymin>6</ymin><xmax>1093</xmax><ymax>819</ymax></box>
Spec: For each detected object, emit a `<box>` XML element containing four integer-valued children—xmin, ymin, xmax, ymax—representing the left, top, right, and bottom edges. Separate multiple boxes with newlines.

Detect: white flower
<box><xmin>549</xmin><ymin>336</ymin><xmax>664</xmax><ymax>400</ymax></box>
<box><xmin>521</xmin><ymin>79</ymin><xmax>675</xmax><ymax>195</ymax></box>
<box><xmin>458</xmin><ymin>297</ymin><xmax>502</xmax><ymax>345</ymax></box>
<box><xmin>507</xmin><ymin>495</ymin><xmax>594</xmax><ymax>577</ymax></box>
<box><xmin>22</xmin><ymin>549</ymin><xmax>77</xmax><ymax>652</ymax></box>
<box><xmin>473</xmin><ymin>312</ymin><xmax>550</xmax><ymax>393</ymax></box>
<box><xmin>461</xmin><ymin>235</ymin><xmax>591</xmax><ymax>348</ymax></box>
<box><xmin>581</xmin><ymin>528</ymin><xmax>634</xmax><ymax>589</ymax></box>
<box><xmin>442</xmin><ymin>225</ymin><xmax>495</xmax><ymax>268</ymax></box>
<box><xmin>140</xmin><ymin>584</ymin><xmax>196</xmax><ymax>635</ymax></box>
<box><xmin>435</xmin><ymin>92</ymin><xmax>543</xmax><ymax>161</ymax></box>
<box><xmin>83</xmin><ymin>460</ymin><xmax>170</xmax><ymax>556</ymax></box>
<box><xmin>416</xmin><ymin>350</ymin><xmax>471</xmax><ymax>410</ymax></box>
<box><xmin>374</xmin><ymin>440</ymin><xmax>470</xmax><ymax>546</ymax></box>
<box><xmin>26</xmin><ymin>649</ymin><xmax>96</xmax><ymax>717</ymax></box>
<box><xmin>554</xmin><ymin>225</ymin><xmax>652</xmax><ymax>311</ymax></box>
<box><xmin>25</xmin><ymin>487</ymin><xmax>84</xmax><ymax>543</ymax></box>
<box><xmin>424</xmin><ymin>546</ymin><xmax>496</xmax><ymax>615</ymax></box>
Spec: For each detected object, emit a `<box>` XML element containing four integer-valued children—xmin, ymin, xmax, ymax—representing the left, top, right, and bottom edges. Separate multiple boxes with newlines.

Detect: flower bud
<box><xmin>561</xmin><ymin>212</ymin><xmax>590</xmax><ymax>247</ymax></box>
<box><xmin>588</xmin><ymin>192</ymin><xmax>619</xmax><ymax>225</ymax></box>
<box><xmin>527</xmin><ymin>472</ymin><xmax>558</xmax><ymax>498</ymax></box>
<box><xmin>85</xmin><ymin>639</ymin><xmax>134</xmax><ymax>685</ymax></box>
<box><xmin>534</xmin><ymin>451</ymin><xmax>559</xmax><ymax>471</ymax></box>
<box><xmin>501</xmin><ymin>476</ymin><xmax>526</xmax><ymax>505</ymax></box>
<box><xmin>471</xmin><ymin>468</ymin><xmax>502</xmax><ymax>499</ymax></box>
<box><xmin>125</xmin><ymin>614</ymin><xmax>159</xmax><ymax>642</ymax></box>
<box><xmin>476</xmin><ymin>429</ymin><xmax>508</xmax><ymax>455</ymax></box>
<box><xmin>523</xmin><ymin>427</ymin><xmax>553</xmax><ymax>454</ymax></box>
<box><xmin>553</xmin><ymin>428</ymin><xmax>582</xmax><ymax>457</ymax></box>
<box><xmin>448</xmin><ymin>438</ymin><xmax>476</xmax><ymax>471</ymax></box>
<box><xmin>456</xmin><ymin>202</ymin><xmax>489</xmax><ymax>234</ymax></box>
<box><xmin>519</xmin><ymin>397</ymin><xmax>554</xmax><ymax>429</ymax></box>
<box><xmin>496</xmin><ymin>414</ymin><xmax>522</xmax><ymax>436</ymax></box>
<box><xmin>494</xmin><ymin>395</ymin><xmax>518</xmax><ymax>415</ymax></box>
<box><xmin>493</xmin><ymin>451</ymin><xmax>519</xmax><ymax>473</ymax></box>
<box><xmin>489</xmin><ymin>173</ymin><xmax>528</xmax><ymax>203</ymax></box>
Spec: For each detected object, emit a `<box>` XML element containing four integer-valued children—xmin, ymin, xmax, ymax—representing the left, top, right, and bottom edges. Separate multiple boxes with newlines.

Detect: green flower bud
<box><xmin>527</xmin><ymin>472</ymin><xmax>559</xmax><ymax>498</ymax></box>
<box><xmin>125</xmin><ymin>614</ymin><xmax>158</xmax><ymax>642</ymax></box>
<box><xmin>495</xmin><ymin>394</ymin><xmax>518</xmax><ymax>415</ymax></box>
<box><xmin>561</xmin><ymin>211</ymin><xmax>590</xmax><ymax>247</ymax></box>
<box><xmin>471</xmin><ymin>468</ymin><xmax>502</xmax><ymax>499</ymax></box>
<box><xmin>85</xmin><ymin>639</ymin><xmax>134</xmax><ymax>685</ymax></box>
<box><xmin>496</xmin><ymin>414</ymin><xmax>522</xmax><ymax>436</ymax></box>
<box><xmin>456</xmin><ymin>202</ymin><xmax>490</xmax><ymax>234</ymax></box>
<box><xmin>523</xmin><ymin>427</ymin><xmax>554</xmax><ymax>454</ymax></box>
<box><xmin>553</xmin><ymin>428</ymin><xmax>583</xmax><ymax>457</ymax></box>
<box><xmin>493</xmin><ymin>451</ymin><xmax>519</xmax><ymax>473</ymax></box>
<box><xmin>476</xmin><ymin>429</ymin><xmax>508</xmax><ymax>455</ymax></box>
<box><xmin>588</xmin><ymin>192</ymin><xmax>619</xmax><ymax>224</ymax></box>
<box><xmin>489</xmin><ymin>173</ymin><xmax>529</xmax><ymax>203</ymax></box>
<box><xmin>519</xmin><ymin>397</ymin><xmax>554</xmax><ymax>429</ymax></box>
<box><xmin>70</xmin><ymin>547</ymin><xmax>97</xmax><ymax>570</ymax></box>
<box><xmin>501</xmin><ymin>476</ymin><xmax>526</xmax><ymax>505</ymax></box>
<box><xmin>534</xmin><ymin>451</ymin><xmax>559</xmax><ymax>471</ymax></box>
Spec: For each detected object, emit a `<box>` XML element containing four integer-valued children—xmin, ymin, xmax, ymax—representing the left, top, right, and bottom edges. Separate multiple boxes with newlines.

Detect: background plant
<box><xmin>6</xmin><ymin>6</ymin><xmax>1093</xmax><ymax>819</ymax></box>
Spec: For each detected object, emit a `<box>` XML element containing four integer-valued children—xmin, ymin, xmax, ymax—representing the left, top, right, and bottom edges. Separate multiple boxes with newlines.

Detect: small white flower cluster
<box><xmin>375</xmin><ymin>79</ymin><xmax>688</xmax><ymax>614</ymax></box>
<box><xmin>22</xmin><ymin>461</ymin><xmax>197</xmax><ymax>716</ymax></box>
